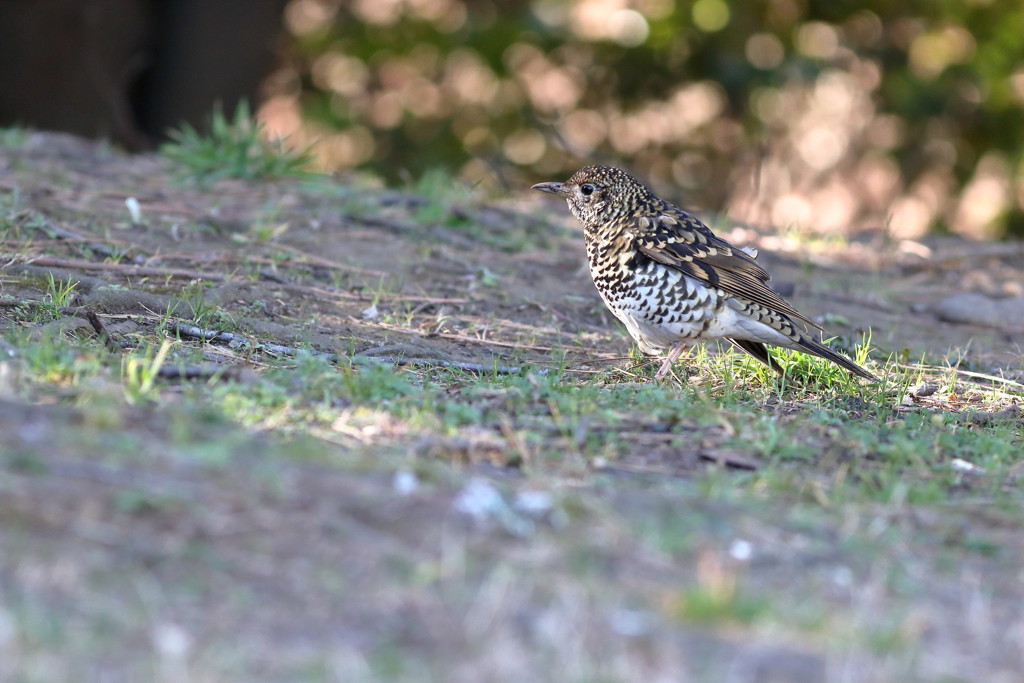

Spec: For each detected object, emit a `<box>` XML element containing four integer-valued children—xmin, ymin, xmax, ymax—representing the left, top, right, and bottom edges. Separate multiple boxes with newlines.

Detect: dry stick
<box><xmin>258</xmin><ymin>247</ymin><xmax>471</xmax><ymax>304</ymax></box>
<box><xmin>22</xmin><ymin>215</ymin><xmax>144</xmax><ymax>263</ymax></box>
<box><xmin>18</xmin><ymin>255</ymin><xmax>470</xmax><ymax>306</ymax></box>
<box><xmin>167</xmin><ymin>321</ymin><xmax>535</xmax><ymax>375</ymax></box>
<box><xmin>365</xmin><ymin>319</ymin><xmax>605</xmax><ymax>354</ymax></box>
<box><xmin>7</xmin><ymin>299</ymin><xmax>556</xmax><ymax>373</ymax></box>
<box><xmin>84</xmin><ymin>311</ymin><xmax>122</xmax><ymax>353</ymax></box>
<box><xmin>155</xmin><ymin>365</ymin><xmax>253</xmax><ymax>382</ymax></box>
<box><xmin>23</xmin><ymin>256</ymin><xmax>228</xmax><ymax>281</ymax></box>
<box><xmin>12</xmin><ymin>238</ymin><xmax>115</xmax><ymax>248</ymax></box>
<box><xmin>259</xmin><ymin>269</ymin><xmax>290</xmax><ymax>284</ymax></box>
<box><xmin>170</xmin><ymin>324</ymin><xmax>239</xmax><ymax>343</ymax></box>
<box><xmin>269</xmin><ymin>243</ymin><xmax>388</xmax><ymax>277</ymax></box>
<box><xmin>0</xmin><ymin>299</ymin><xmax>94</xmax><ymax>319</ymax></box>
<box><xmin>889</xmin><ymin>360</ymin><xmax>1024</xmax><ymax>390</ymax></box>
<box><xmin>364</xmin><ymin>356</ymin><xmax>531</xmax><ymax>374</ymax></box>
<box><xmin>144</xmin><ymin>248</ymin><xmax>386</xmax><ymax>279</ymax></box>
<box><xmin>84</xmin><ymin>313</ymin><xmax>254</xmax><ymax>382</ymax></box>
<box><xmin>282</xmin><ymin>281</ymin><xmax>470</xmax><ymax>305</ymax></box>
<box><xmin>3</xmin><ymin>300</ymin><xmax>581</xmax><ymax>376</ymax></box>
<box><xmin>347</xmin><ymin>213</ymin><xmax>482</xmax><ymax>251</ymax></box>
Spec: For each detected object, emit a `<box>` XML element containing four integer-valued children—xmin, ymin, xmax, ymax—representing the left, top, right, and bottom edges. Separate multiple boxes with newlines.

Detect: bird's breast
<box><xmin>584</xmin><ymin>232</ymin><xmax>722</xmax><ymax>348</ymax></box>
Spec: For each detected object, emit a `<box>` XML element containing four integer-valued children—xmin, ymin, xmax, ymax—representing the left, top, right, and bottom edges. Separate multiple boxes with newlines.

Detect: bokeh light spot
<box><xmin>909</xmin><ymin>26</ymin><xmax>975</xmax><ymax>79</ymax></box>
<box><xmin>692</xmin><ymin>0</ymin><xmax>730</xmax><ymax>33</ymax></box>
<box><xmin>503</xmin><ymin>129</ymin><xmax>547</xmax><ymax>165</ymax></box>
<box><xmin>609</xmin><ymin>10</ymin><xmax>650</xmax><ymax>46</ymax></box>
<box><xmin>796</xmin><ymin>21</ymin><xmax>839</xmax><ymax>59</ymax></box>
<box><xmin>746</xmin><ymin>33</ymin><xmax>785</xmax><ymax>70</ymax></box>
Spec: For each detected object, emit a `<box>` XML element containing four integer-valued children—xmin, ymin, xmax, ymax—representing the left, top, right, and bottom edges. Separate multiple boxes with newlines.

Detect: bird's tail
<box><xmin>729</xmin><ymin>337</ymin><xmax>877</xmax><ymax>381</ymax></box>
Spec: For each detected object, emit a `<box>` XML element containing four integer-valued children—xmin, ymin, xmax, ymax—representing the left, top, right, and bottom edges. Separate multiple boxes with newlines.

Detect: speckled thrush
<box><xmin>532</xmin><ymin>165</ymin><xmax>876</xmax><ymax>380</ymax></box>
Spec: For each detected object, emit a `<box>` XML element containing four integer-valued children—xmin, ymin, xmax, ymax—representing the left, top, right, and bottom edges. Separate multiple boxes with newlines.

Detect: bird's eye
<box><xmin>580</xmin><ymin>184</ymin><xmax>595</xmax><ymax>196</ymax></box>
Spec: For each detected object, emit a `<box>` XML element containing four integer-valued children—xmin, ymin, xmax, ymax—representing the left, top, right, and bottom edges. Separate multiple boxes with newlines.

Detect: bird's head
<box><xmin>532</xmin><ymin>165</ymin><xmax>653</xmax><ymax>227</ymax></box>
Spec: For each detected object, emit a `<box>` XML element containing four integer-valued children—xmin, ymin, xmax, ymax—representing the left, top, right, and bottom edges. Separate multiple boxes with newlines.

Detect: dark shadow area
<box><xmin>0</xmin><ymin>0</ymin><xmax>286</xmax><ymax>149</ymax></box>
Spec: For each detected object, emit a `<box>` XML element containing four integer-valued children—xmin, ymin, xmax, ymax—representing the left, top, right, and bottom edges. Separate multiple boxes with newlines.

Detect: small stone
<box><xmin>513</xmin><ymin>489</ymin><xmax>553</xmax><ymax>516</ymax></box>
<box><xmin>728</xmin><ymin>538</ymin><xmax>753</xmax><ymax>561</ymax></box>
<box><xmin>908</xmin><ymin>381</ymin><xmax>938</xmax><ymax>398</ymax></box>
<box><xmin>933</xmin><ymin>293</ymin><xmax>1024</xmax><ymax>328</ymax></box>
<box><xmin>393</xmin><ymin>470</ymin><xmax>418</xmax><ymax>495</ymax></box>
<box><xmin>950</xmin><ymin>458</ymin><xmax>983</xmax><ymax>473</ymax></box>
<box><xmin>151</xmin><ymin>623</ymin><xmax>191</xmax><ymax>659</ymax></box>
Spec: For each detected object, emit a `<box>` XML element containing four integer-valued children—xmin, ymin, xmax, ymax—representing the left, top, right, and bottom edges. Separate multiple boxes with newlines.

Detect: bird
<box><xmin>532</xmin><ymin>165</ymin><xmax>876</xmax><ymax>381</ymax></box>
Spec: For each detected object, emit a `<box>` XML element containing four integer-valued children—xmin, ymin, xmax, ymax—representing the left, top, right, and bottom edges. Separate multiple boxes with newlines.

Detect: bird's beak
<box><xmin>531</xmin><ymin>181</ymin><xmax>568</xmax><ymax>196</ymax></box>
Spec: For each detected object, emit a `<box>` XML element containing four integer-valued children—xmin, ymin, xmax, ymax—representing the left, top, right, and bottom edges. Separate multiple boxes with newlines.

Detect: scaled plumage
<box><xmin>532</xmin><ymin>165</ymin><xmax>876</xmax><ymax>380</ymax></box>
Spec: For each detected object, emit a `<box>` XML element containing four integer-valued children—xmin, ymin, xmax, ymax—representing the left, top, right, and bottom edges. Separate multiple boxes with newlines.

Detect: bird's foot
<box><xmin>653</xmin><ymin>342</ymin><xmax>689</xmax><ymax>379</ymax></box>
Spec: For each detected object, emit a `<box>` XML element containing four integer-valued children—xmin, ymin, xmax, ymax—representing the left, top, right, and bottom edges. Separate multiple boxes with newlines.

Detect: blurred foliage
<box><xmin>163</xmin><ymin>102</ymin><xmax>312</xmax><ymax>184</ymax></box>
<box><xmin>268</xmin><ymin>0</ymin><xmax>1024</xmax><ymax>238</ymax></box>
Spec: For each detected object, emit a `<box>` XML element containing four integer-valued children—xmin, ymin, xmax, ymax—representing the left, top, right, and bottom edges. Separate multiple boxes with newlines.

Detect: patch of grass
<box><xmin>409</xmin><ymin>168</ymin><xmax>477</xmax><ymax>225</ymax></box>
<box><xmin>408</xmin><ymin>168</ymin><xmax>556</xmax><ymax>252</ymax></box>
<box><xmin>0</xmin><ymin>125</ymin><xmax>31</xmax><ymax>149</ymax></box>
<box><xmin>8</xmin><ymin>329</ymin><xmax>105</xmax><ymax>387</ymax></box>
<box><xmin>0</xmin><ymin>194</ymin><xmax>33</xmax><ymax>240</ymax></box>
<box><xmin>668</xmin><ymin>585</ymin><xmax>770</xmax><ymax>625</ymax></box>
<box><xmin>42</xmin><ymin>272</ymin><xmax>78</xmax><ymax>317</ymax></box>
<box><xmin>121</xmin><ymin>340</ymin><xmax>173</xmax><ymax>404</ymax></box>
<box><xmin>162</xmin><ymin>101</ymin><xmax>312</xmax><ymax>184</ymax></box>
<box><xmin>229</xmin><ymin>200</ymin><xmax>292</xmax><ymax>245</ymax></box>
<box><xmin>175</xmin><ymin>283</ymin><xmax>234</xmax><ymax>331</ymax></box>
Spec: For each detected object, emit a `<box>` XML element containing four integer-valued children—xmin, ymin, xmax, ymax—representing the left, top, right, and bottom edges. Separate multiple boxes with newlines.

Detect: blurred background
<box><xmin>3</xmin><ymin>0</ymin><xmax>1023</xmax><ymax>239</ymax></box>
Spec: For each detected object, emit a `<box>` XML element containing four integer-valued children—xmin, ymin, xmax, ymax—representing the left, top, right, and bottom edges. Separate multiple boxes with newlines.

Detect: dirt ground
<box><xmin>4</xmin><ymin>133</ymin><xmax>1024</xmax><ymax>372</ymax></box>
<box><xmin>2</xmin><ymin>132</ymin><xmax>1024</xmax><ymax>681</ymax></box>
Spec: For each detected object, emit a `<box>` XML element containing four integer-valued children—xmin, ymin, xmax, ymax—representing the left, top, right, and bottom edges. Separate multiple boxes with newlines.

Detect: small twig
<box><xmin>168</xmin><ymin>323</ymin><xmax>240</xmax><ymax>343</ymax></box>
<box><xmin>282</xmin><ymin>281</ymin><xmax>469</xmax><ymax>305</ymax></box>
<box><xmin>889</xmin><ymin>360</ymin><xmax>1024</xmax><ymax>390</ymax></box>
<box><xmin>258</xmin><ymin>269</ymin><xmax>290</xmax><ymax>284</ymax></box>
<box><xmin>0</xmin><ymin>298</ymin><xmax>88</xmax><ymax>318</ymax></box>
<box><xmin>951</xmin><ymin>368</ymin><xmax>1024</xmax><ymax>390</ymax></box>
<box><xmin>156</xmin><ymin>364</ymin><xmax>255</xmax><ymax>382</ymax></box>
<box><xmin>166</xmin><ymin>321</ymin><xmax>537</xmax><ymax>374</ymax></box>
<box><xmin>20</xmin><ymin>257</ymin><xmax>229</xmax><ymax>281</ymax></box>
<box><xmin>269</xmin><ymin>243</ymin><xmax>388</xmax><ymax>277</ymax></box>
<box><xmin>262</xmin><ymin>342</ymin><xmax>325</xmax><ymax>358</ymax></box>
<box><xmin>16</xmin><ymin>212</ymin><xmax>145</xmax><ymax>263</ymax></box>
<box><xmin>10</xmin><ymin>255</ymin><xmax>467</xmax><ymax>306</ymax></box>
<box><xmin>147</xmin><ymin>248</ymin><xmax>388</xmax><ymax>280</ymax></box>
<box><xmin>699</xmin><ymin>450</ymin><xmax>762</xmax><ymax>470</ymax></box>
<box><xmin>365</xmin><ymin>356</ymin><xmax>529</xmax><ymax>375</ymax></box>
<box><xmin>173</xmin><ymin>321</ymin><xmax>234</xmax><ymax>339</ymax></box>
<box><xmin>84</xmin><ymin>311</ymin><xmax>122</xmax><ymax>353</ymax></box>
<box><xmin>347</xmin><ymin>213</ymin><xmax>482</xmax><ymax>251</ymax></box>
<box><xmin>168</xmin><ymin>321</ymin><xmax>335</xmax><ymax>360</ymax></box>
<box><xmin>366</xmin><ymin>320</ymin><xmax>605</xmax><ymax>354</ymax></box>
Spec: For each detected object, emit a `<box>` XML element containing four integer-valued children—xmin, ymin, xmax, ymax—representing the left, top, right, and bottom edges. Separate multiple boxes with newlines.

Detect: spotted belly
<box><xmin>595</xmin><ymin>262</ymin><xmax>722</xmax><ymax>354</ymax></box>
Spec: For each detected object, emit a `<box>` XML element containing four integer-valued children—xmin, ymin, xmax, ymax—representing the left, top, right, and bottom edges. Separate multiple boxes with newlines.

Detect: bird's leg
<box><xmin>654</xmin><ymin>342</ymin><xmax>689</xmax><ymax>379</ymax></box>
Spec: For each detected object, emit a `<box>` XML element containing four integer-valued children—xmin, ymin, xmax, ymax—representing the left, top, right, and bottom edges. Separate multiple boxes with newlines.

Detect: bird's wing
<box><xmin>629</xmin><ymin>212</ymin><xmax>820</xmax><ymax>329</ymax></box>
